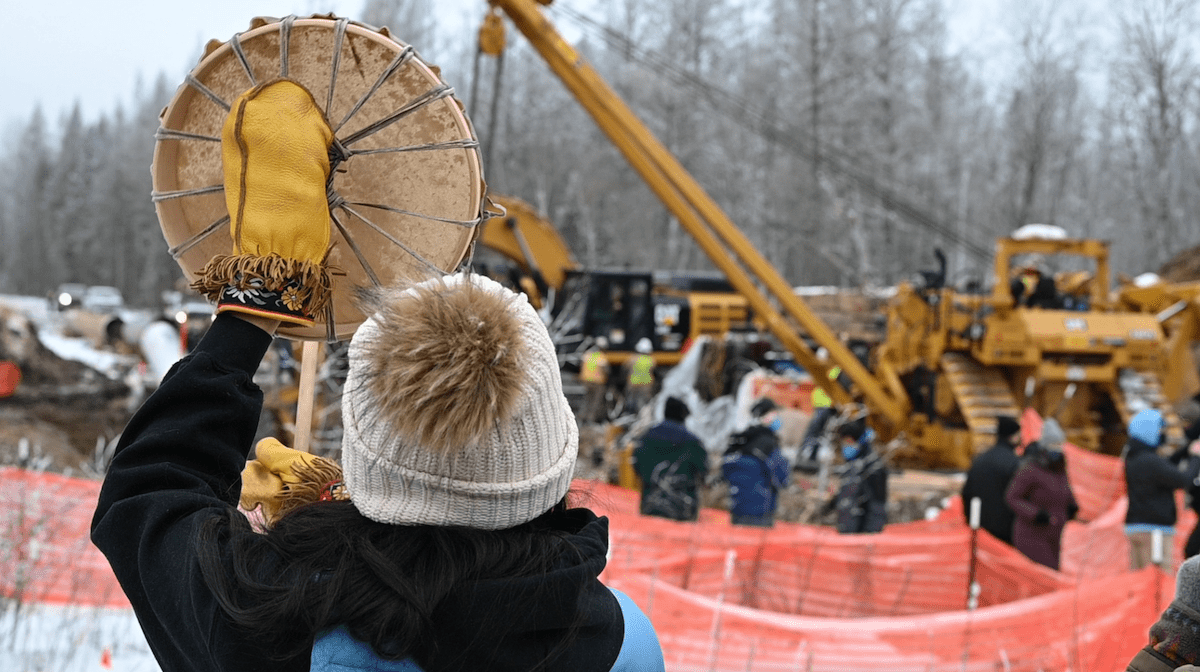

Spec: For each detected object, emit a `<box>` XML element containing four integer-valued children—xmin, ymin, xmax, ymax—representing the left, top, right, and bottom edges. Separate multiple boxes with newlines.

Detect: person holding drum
<box><xmin>90</xmin><ymin>71</ymin><xmax>663</xmax><ymax>672</ymax></box>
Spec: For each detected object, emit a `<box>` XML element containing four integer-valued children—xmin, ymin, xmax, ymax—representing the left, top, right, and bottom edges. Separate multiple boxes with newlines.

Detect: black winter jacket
<box><xmin>961</xmin><ymin>440</ymin><xmax>1020</xmax><ymax>544</ymax></box>
<box><xmin>1124</xmin><ymin>437</ymin><xmax>1192</xmax><ymax>527</ymax></box>
<box><xmin>835</xmin><ymin>445</ymin><xmax>888</xmax><ymax>534</ymax></box>
<box><xmin>90</xmin><ymin>315</ymin><xmax>629</xmax><ymax>672</ymax></box>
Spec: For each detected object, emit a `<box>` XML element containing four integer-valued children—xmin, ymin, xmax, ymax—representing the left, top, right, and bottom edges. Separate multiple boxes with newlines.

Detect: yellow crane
<box><xmin>481</xmin><ymin>0</ymin><xmax>907</xmax><ymax>428</ymax></box>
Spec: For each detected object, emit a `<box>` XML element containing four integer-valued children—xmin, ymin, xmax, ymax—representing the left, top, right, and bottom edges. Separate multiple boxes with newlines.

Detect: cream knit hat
<box><xmin>340</xmin><ymin>273</ymin><xmax>578</xmax><ymax>530</ymax></box>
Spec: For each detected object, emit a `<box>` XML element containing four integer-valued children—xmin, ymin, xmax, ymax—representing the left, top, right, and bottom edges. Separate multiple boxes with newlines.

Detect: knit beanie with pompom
<box><xmin>339</xmin><ymin>273</ymin><xmax>578</xmax><ymax>530</ymax></box>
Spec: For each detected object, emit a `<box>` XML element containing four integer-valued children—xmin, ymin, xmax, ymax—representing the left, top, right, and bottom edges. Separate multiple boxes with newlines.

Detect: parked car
<box><xmin>82</xmin><ymin>286</ymin><xmax>124</xmax><ymax>314</ymax></box>
<box><xmin>50</xmin><ymin>283</ymin><xmax>88</xmax><ymax>311</ymax></box>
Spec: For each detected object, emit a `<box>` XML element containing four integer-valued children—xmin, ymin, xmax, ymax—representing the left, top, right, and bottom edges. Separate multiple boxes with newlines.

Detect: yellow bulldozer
<box><xmin>877</xmin><ymin>232</ymin><xmax>1186</xmax><ymax>468</ymax></box>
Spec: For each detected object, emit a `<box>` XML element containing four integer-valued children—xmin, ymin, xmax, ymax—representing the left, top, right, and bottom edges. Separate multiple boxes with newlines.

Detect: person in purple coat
<box><xmin>1004</xmin><ymin>419</ymin><xmax>1079</xmax><ymax>570</ymax></box>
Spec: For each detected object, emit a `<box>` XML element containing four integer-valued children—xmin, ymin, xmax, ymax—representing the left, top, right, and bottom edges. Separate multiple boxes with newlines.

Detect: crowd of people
<box><xmin>962</xmin><ymin>409</ymin><xmax>1200</xmax><ymax>575</ymax></box>
<box><xmin>630</xmin><ymin>392</ymin><xmax>890</xmax><ymax>532</ymax></box>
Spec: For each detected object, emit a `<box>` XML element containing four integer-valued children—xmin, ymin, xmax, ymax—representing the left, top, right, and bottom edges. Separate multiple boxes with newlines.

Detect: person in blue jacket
<box><xmin>90</xmin><ymin>79</ymin><xmax>663</xmax><ymax>672</ymax></box>
<box><xmin>721</xmin><ymin>398</ymin><xmax>790</xmax><ymax>527</ymax></box>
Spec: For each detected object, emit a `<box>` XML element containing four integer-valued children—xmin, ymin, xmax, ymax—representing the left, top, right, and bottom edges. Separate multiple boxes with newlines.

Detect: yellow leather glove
<box><xmin>191</xmin><ymin>79</ymin><xmax>334</xmax><ymax>327</ymax></box>
<box><xmin>240</xmin><ymin>437</ymin><xmax>346</xmax><ymax>527</ymax></box>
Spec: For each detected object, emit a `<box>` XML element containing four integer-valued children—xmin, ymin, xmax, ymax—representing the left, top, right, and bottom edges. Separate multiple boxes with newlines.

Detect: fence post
<box><xmin>967</xmin><ymin>497</ymin><xmax>981</xmax><ymax>610</ymax></box>
<box><xmin>706</xmin><ymin>548</ymin><xmax>737</xmax><ymax>671</ymax></box>
<box><xmin>1152</xmin><ymin>528</ymin><xmax>1164</xmax><ymax>611</ymax></box>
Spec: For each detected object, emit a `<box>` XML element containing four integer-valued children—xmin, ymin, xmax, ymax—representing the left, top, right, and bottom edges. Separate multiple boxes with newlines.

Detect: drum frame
<box><xmin>152</xmin><ymin>15</ymin><xmax>487</xmax><ymax>341</ymax></box>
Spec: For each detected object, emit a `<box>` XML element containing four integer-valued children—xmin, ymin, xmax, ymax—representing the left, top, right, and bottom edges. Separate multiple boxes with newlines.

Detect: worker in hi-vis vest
<box><xmin>624</xmin><ymin>338</ymin><xmax>656</xmax><ymax>416</ymax></box>
<box><xmin>797</xmin><ymin>350</ymin><xmax>841</xmax><ymax>469</ymax></box>
<box><xmin>579</xmin><ymin>337</ymin><xmax>610</xmax><ymax>423</ymax></box>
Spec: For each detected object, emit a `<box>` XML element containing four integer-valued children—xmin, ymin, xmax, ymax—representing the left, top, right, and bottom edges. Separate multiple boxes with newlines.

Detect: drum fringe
<box><xmin>190</xmin><ymin>253</ymin><xmax>334</xmax><ymax>318</ymax></box>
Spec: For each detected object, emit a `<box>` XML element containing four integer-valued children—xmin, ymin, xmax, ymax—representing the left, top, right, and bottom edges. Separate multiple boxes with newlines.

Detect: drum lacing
<box><xmin>158</xmin><ymin>15</ymin><xmax>487</xmax><ymax>293</ymax></box>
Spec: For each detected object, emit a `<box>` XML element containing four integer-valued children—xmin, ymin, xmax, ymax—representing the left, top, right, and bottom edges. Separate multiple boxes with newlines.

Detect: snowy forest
<box><xmin>1</xmin><ymin>0</ymin><xmax>1198</xmax><ymax>307</ymax></box>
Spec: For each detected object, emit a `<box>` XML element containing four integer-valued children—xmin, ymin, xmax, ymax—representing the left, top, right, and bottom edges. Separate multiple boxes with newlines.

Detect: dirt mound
<box><xmin>1159</xmin><ymin>243</ymin><xmax>1200</xmax><ymax>282</ymax></box>
<box><xmin>0</xmin><ymin>408</ymin><xmax>80</xmax><ymax>472</ymax></box>
<box><xmin>0</xmin><ymin>307</ymin><xmax>134</xmax><ymax>473</ymax></box>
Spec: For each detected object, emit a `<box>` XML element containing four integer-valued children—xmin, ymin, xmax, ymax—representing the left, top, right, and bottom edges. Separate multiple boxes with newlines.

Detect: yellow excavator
<box><xmin>478</xmin><ymin>0</ymin><xmax>1197</xmax><ymax>468</ymax></box>
<box><xmin>477</xmin><ymin>195</ymin><xmax>578</xmax><ymax>311</ymax></box>
<box><xmin>478</xmin><ymin>194</ymin><xmax>751</xmax><ymax>367</ymax></box>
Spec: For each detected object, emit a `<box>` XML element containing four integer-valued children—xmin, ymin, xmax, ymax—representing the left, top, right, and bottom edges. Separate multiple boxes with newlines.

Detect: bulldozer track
<box><xmin>941</xmin><ymin>353</ymin><xmax>1022</xmax><ymax>455</ymax></box>
<box><xmin>1117</xmin><ymin>370</ymin><xmax>1185</xmax><ymax>447</ymax></box>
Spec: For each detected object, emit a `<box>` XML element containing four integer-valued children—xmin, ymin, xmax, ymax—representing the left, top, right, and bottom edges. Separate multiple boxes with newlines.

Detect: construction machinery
<box><xmin>477</xmin><ymin>195</ymin><xmax>579</xmax><ymax>312</ymax></box>
<box><xmin>478</xmin><ymin>194</ymin><xmax>751</xmax><ymax>366</ymax></box>
<box><xmin>876</xmin><ymin>233</ymin><xmax>1184</xmax><ymax>466</ymax></box>
<box><xmin>479</xmin><ymin>0</ymin><xmax>1195</xmax><ymax>468</ymax></box>
<box><xmin>1116</xmin><ymin>278</ymin><xmax>1200</xmax><ymax>406</ymax></box>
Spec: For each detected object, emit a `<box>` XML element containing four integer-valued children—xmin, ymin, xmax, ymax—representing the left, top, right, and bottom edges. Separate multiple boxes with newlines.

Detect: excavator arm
<box><xmin>479</xmin><ymin>194</ymin><xmax>580</xmax><ymax>307</ymax></box>
<box><xmin>484</xmin><ymin>0</ymin><xmax>911</xmax><ymax>433</ymax></box>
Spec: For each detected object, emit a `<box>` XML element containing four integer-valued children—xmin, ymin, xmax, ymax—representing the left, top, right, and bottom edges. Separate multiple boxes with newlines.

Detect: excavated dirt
<box><xmin>1159</xmin><ymin>243</ymin><xmax>1200</xmax><ymax>282</ymax></box>
<box><xmin>0</xmin><ymin>307</ymin><xmax>134</xmax><ymax>472</ymax></box>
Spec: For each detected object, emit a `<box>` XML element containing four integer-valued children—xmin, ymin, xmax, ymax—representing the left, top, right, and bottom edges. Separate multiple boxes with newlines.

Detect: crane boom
<box><xmin>486</xmin><ymin>0</ymin><xmax>910</xmax><ymax>430</ymax></box>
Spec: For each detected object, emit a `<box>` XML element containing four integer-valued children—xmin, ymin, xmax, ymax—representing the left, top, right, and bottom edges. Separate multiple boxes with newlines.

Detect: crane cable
<box><xmin>549</xmin><ymin>3</ymin><xmax>992</xmax><ymax>262</ymax></box>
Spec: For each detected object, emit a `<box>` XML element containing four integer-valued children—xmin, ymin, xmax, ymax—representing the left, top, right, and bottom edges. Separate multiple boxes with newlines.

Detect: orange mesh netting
<box><xmin>1</xmin><ymin>431</ymin><xmax>1185</xmax><ymax>671</ymax></box>
<box><xmin>0</xmin><ymin>467</ymin><xmax>129</xmax><ymax>607</ymax></box>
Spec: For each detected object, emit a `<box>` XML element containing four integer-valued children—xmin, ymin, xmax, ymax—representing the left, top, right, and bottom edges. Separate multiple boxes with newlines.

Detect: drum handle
<box><xmin>293</xmin><ymin>341</ymin><xmax>322</xmax><ymax>453</ymax></box>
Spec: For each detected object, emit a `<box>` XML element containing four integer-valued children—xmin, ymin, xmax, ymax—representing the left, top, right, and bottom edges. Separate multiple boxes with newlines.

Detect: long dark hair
<box><xmin>196</xmin><ymin>497</ymin><xmax>579</xmax><ymax>664</ymax></box>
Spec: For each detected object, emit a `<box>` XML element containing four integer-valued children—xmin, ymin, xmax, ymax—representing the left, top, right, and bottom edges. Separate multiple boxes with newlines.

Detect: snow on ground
<box><xmin>0</xmin><ymin>294</ymin><xmax>144</xmax><ymax>380</ymax></box>
<box><xmin>34</xmin><ymin>329</ymin><xmax>135</xmax><ymax>381</ymax></box>
<box><xmin>0</xmin><ymin>603</ymin><xmax>158</xmax><ymax>672</ymax></box>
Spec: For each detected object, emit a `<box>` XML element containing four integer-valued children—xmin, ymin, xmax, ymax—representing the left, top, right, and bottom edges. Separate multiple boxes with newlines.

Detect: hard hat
<box><xmin>594</xmin><ymin>336</ymin><xmax>608</xmax><ymax>349</ymax></box>
<box><xmin>635</xmin><ymin>338</ymin><xmax>653</xmax><ymax>354</ymax></box>
<box><xmin>816</xmin><ymin>347</ymin><xmax>829</xmax><ymax>360</ymax></box>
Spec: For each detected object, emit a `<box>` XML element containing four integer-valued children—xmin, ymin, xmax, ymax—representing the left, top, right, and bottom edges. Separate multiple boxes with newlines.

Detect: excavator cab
<box><xmin>558</xmin><ymin>270</ymin><xmax>751</xmax><ymax>366</ymax></box>
<box><xmin>575</xmin><ymin>271</ymin><xmax>656</xmax><ymax>357</ymax></box>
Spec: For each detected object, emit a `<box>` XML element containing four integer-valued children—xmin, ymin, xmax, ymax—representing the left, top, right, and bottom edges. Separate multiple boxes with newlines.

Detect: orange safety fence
<box><xmin>0</xmin><ymin>467</ymin><xmax>128</xmax><ymax>608</ymax></box>
<box><xmin>575</xmin><ymin>478</ymin><xmax>1179</xmax><ymax>669</ymax></box>
<box><xmin>605</xmin><ymin>568</ymin><xmax>1161</xmax><ymax>671</ymax></box>
<box><xmin>0</xmin><ymin>463</ymin><xmax>1184</xmax><ymax>670</ymax></box>
<box><xmin>581</xmin><ymin>484</ymin><xmax>1171</xmax><ymax>615</ymax></box>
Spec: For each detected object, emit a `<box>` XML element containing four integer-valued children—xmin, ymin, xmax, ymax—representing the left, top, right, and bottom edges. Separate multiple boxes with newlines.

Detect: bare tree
<box><xmin>360</xmin><ymin>0</ymin><xmax>437</xmax><ymax>53</ymax></box>
<box><xmin>1109</xmin><ymin>0</ymin><xmax>1199</xmax><ymax>269</ymax></box>
<box><xmin>1000</xmin><ymin>0</ymin><xmax>1088</xmax><ymax>234</ymax></box>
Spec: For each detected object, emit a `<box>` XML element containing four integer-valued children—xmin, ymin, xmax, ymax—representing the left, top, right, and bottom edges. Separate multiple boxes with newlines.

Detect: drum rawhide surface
<box><xmin>152</xmin><ymin>15</ymin><xmax>486</xmax><ymax>341</ymax></box>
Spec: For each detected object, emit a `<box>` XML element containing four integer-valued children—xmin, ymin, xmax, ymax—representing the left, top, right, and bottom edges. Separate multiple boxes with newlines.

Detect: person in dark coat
<box><xmin>961</xmin><ymin>415</ymin><xmax>1022</xmax><ymax>544</ymax></box>
<box><xmin>721</xmin><ymin>398</ymin><xmax>789</xmax><ymax>527</ymax></box>
<box><xmin>89</xmin><ymin>82</ymin><xmax>662</xmax><ymax>672</ymax></box>
<box><xmin>833</xmin><ymin>417</ymin><xmax>888</xmax><ymax>534</ymax></box>
<box><xmin>1185</xmin><ymin>457</ymin><xmax>1200</xmax><ymax>560</ymax></box>
<box><xmin>1125</xmin><ymin>408</ymin><xmax>1196</xmax><ymax>574</ymax></box>
<box><xmin>1182</xmin><ymin>416</ymin><xmax>1200</xmax><ymax>560</ymax></box>
<box><xmin>1004</xmin><ymin>419</ymin><xmax>1078</xmax><ymax>570</ymax></box>
<box><xmin>633</xmin><ymin>397</ymin><xmax>708</xmax><ymax>521</ymax></box>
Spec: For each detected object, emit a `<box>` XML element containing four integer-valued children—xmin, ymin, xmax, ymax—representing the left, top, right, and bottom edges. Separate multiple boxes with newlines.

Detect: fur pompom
<box><xmin>358</xmin><ymin>277</ymin><xmax>527</xmax><ymax>453</ymax></box>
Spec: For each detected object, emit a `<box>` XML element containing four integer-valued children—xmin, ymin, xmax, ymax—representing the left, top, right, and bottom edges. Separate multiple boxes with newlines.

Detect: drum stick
<box><xmin>293</xmin><ymin>341</ymin><xmax>322</xmax><ymax>453</ymax></box>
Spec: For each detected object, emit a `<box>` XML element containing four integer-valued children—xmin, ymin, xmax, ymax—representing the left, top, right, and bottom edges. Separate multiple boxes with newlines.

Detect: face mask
<box><xmin>842</xmin><ymin>444</ymin><xmax>859</xmax><ymax>461</ymax></box>
<box><xmin>769</xmin><ymin>417</ymin><xmax>783</xmax><ymax>433</ymax></box>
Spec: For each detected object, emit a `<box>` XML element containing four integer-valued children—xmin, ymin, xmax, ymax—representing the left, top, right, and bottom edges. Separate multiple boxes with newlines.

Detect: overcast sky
<box><xmin>0</xmin><ymin>0</ymin><xmax>478</xmax><ymax>127</ymax></box>
<box><xmin>1</xmin><ymin>0</ymin><xmax>1059</xmax><ymax>130</ymax></box>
